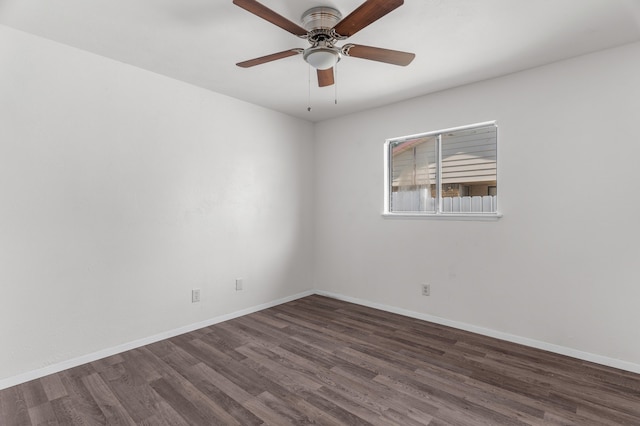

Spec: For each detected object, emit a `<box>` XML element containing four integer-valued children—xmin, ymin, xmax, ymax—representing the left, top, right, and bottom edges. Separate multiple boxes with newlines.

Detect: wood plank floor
<box><xmin>2</xmin><ymin>295</ymin><xmax>639</xmax><ymax>425</ymax></box>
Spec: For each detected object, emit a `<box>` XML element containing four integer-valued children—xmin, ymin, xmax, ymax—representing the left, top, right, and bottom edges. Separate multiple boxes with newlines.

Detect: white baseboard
<box><xmin>315</xmin><ymin>290</ymin><xmax>640</xmax><ymax>375</ymax></box>
<box><xmin>0</xmin><ymin>290</ymin><xmax>315</xmax><ymax>391</ymax></box>
<box><xmin>3</xmin><ymin>288</ymin><xmax>638</xmax><ymax>391</ymax></box>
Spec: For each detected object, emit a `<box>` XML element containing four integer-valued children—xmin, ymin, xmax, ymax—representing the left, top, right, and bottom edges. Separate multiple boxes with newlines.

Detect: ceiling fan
<box><xmin>233</xmin><ymin>0</ymin><xmax>415</xmax><ymax>87</ymax></box>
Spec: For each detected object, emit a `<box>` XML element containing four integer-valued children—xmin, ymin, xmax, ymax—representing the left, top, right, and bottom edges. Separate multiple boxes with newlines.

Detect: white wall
<box><xmin>0</xmin><ymin>26</ymin><xmax>314</xmax><ymax>383</ymax></box>
<box><xmin>2</xmin><ymin>22</ymin><xmax>639</xmax><ymax>386</ymax></box>
<box><xmin>314</xmin><ymin>42</ymin><xmax>640</xmax><ymax>369</ymax></box>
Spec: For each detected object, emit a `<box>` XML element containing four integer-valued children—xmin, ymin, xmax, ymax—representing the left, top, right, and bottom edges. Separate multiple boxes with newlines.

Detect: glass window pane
<box><xmin>441</xmin><ymin>125</ymin><xmax>497</xmax><ymax>213</ymax></box>
<box><xmin>390</xmin><ymin>136</ymin><xmax>437</xmax><ymax>212</ymax></box>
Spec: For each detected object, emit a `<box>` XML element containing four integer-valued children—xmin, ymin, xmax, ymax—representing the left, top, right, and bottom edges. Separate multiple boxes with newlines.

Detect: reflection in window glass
<box><xmin>387</xmin><ymin>123</ymin><xmax>497</xmax><ymax>215</ymax></box>
<box><xmin>390</xmin><ymin>136</ymin><xmax>436</xmax><ymax>212</ymax></box>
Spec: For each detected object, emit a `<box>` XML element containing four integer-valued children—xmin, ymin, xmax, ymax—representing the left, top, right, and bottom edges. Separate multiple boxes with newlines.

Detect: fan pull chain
<box><xmin>307</xmin><ymin>65</ymin><xmax>312</xmax><ymax>112</ymax></box>
<box><xmin>334</xmin><ymin>63</ymin><xmax>338</xmax><ymax>105</ymax></box>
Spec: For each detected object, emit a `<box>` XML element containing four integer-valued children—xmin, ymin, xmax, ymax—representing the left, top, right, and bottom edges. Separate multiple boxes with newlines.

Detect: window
<box><xmin>384</xmin><ymin>122</ymin><xmax>499</xmax><ymax>218</ymax></box>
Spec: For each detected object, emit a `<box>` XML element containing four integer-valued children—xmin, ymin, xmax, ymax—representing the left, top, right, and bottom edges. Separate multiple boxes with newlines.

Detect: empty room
<box><xmin>1</xmin><ymin>0</ymin><xmax>639</xmax><ymax>424</ymax></box>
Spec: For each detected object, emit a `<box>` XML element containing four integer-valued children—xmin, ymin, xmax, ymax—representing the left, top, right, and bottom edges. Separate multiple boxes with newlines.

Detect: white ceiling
<box><xmin>1</xmin><ymin>0</ymin><xmax>640</xmax><ymax>122</ymax></box>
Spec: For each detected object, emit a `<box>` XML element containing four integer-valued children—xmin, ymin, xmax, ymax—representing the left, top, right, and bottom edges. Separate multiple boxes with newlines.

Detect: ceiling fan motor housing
<box><xmin>301</xmin><ymin>7</ymin><xmax>342</xmax><ymax>34</ymax></box>
<box><xmin>301</xmin><ymin>7</ymin><xmax>343</xmax><ymax>70</ymax></box>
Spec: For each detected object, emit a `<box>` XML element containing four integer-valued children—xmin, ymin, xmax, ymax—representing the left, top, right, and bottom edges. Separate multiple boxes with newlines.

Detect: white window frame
<box><xmin>383</xmin><ymin>121</ymin><xmax>502</xmax><ymax>220</ymax></box>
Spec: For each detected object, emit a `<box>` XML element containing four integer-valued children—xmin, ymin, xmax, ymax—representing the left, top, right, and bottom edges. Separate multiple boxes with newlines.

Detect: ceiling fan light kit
<box><xmin>303</xmin><ymin>45</ymin><xmax>341</xmax><ymax>70</ymax></box>
<box><xmin>233</xmin><ymin>0</ymin><xmax>415</xmax><ymax>88</ymax></box>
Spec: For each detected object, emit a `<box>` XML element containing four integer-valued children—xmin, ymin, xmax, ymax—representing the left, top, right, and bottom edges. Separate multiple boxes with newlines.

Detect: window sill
<box><xmin>382</xmin><ymin>212</ymin><xmax>503</xmax><ymax>221</ymax></box>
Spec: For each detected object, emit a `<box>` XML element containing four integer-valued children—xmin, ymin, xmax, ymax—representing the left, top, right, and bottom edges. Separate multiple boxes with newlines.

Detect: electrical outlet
<box><xmin>192</xmin><ymin>289</ymin><xmax>201</xmax><ymax>303</ymax></box>
<box><xmin>422</xmin><ymin>284</ymin><xmax>430</xmax><ymax>296</ymax></box>
<box><xmin>235</xmin><ymin>278</ymin><xmax>243</xmax><ymax>291</ymax></box>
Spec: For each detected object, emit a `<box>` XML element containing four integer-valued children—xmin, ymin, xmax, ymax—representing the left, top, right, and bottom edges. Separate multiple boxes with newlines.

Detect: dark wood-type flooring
<box><xmin>2</xmin><ymin>295</ymin><xmax>640</xmax><ymax>425</ymax></box>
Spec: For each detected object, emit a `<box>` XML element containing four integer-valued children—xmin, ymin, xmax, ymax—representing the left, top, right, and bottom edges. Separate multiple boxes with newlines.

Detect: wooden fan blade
<box><xmin>332</xmin><ymin>0</ymin><xmax>404</xmax><ymax>37</ymax></box>
<box><xmin>317</xmin><ymin>68</ymin><xmax>335</xmax><ymax>87</ymax></box>
<box><xmin>236</xmin><ymin>49</ymin><xmax>301</xmax><ymax>68</ymax></box>
<box><xmin>233</xmin><ymin>0</ymin><xmax>307</xmax><ymax>36</ymax></box>
<box><xmin>344</xmin><ymin>44</ymin><xmax>415</xmax><ymax>66</ymax></box>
